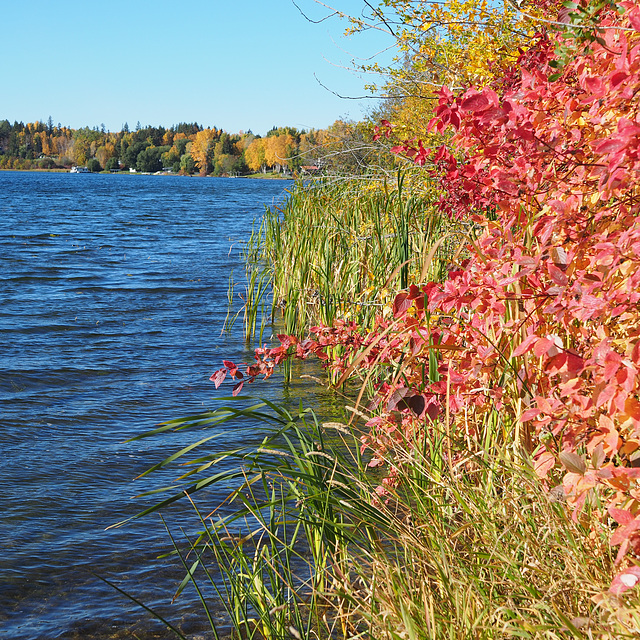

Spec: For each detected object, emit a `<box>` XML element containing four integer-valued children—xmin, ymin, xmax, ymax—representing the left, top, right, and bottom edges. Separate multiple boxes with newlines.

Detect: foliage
<box><xmin>86</xmin><ymin>158</ymin><xmax>102</xmax><ymax>172</ymax></box>
<box><xmin>0</xmin><ymin>117</ymin><xmax>393</xmax><ymax>177</ymax></box>
<box><xmin>316</xmin><ymin>0</ymin><xmax>547</xmax><ymax>142</ymax></box>
<box><xmin>127</xmin><ymin>397</ymin><xmax>640</xmax><ymax>638</ymax></box>
<box><xmin>136</xmin><ymin>145</ymin><xmax>169</xmax><ymax>172</ymax></box>
<box><xmin>190</xmin><ymin>128</ymin><xmax>218</xmax><ymax>175</ymax></box>
<box><xmin>213</xmin><ymin>0</ymin><xmax>640</xmax><ymax>595</ymax></box>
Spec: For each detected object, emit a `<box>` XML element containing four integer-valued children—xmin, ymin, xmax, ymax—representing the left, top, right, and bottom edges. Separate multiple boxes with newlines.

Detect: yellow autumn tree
<box><xmin>40</xmin><ymin>131</ymin><xmax>52</xmax><ymax>157</ymax></box>
<box><xmin>325</xmin><ymin>0</ymin><xmax>545</xmax><ymax>140</ymax></box>
<box><xmin>73</xmin><ymin>138</ymin><xmax>89</xmax><ymax>166</ymax></box>
<box><xmin>245</xmin><ymin>138</ymin><xmax>267</xmax><ymax>173</ymax></box>
<box><xmin>162</xmin><ymin>130</ymin><xmax>174</xmax><ymax>146</ymax></box>
<box><xmin>264</xmin><ymin>134</ymin><xmax>295</xmax><ymax>172</ymax></box>
<box><xmin>96</xmin><ymin>142</ymin><xmax>115</xmax><ymax>168</ymax></box>
<box><xmin>190</xmin><ymin>128</ymin><xmax>217</xmax><ymax>174</ymax></box>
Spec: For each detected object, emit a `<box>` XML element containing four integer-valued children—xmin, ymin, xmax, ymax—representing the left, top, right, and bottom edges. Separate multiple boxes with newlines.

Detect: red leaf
<box><xmin>222</xmin><ymin>360</ymin><xmax>238</xmax><ymax>377</ymax></box>
<box><xmin>584</xmin><ymin>75</ymin><xmax>605</xmax><ymax>96</ymax></box>
<box><xmin>609</xmin><ymin>71</ymin><xmax>628</xmax><ymax>87</ymax></box>
<box><xmin>210</xmin><ymin>369</ymin><xmax>227</xmax><ymax>389</ymax></box>
<box><xmin>232</xmin><ymin>380</ymin><xmax>244</xmax><ymax>396</ymax></box>
<box><xmin>406</xmin><ymin>394</ymin><xmax>426</xmax><ymax>416</ymax></box>
<box><xmin>565</xmin><ymin>353</ymin><xmax>584</xmax><ymax>374</ymax></box>
<box><xmin>495</xmin><ymin>178</ymin><xmax>519</xmax><ymax>196</ymax></box>
<box><xmin>392</xmin><ymin>292</ymin><xmax>412</xmax><ymax>317</ymax></box>
<box><xmin>387</xmin><ymin>386</ymin><xmax>410</xmax><ymax>412</ymax></box>
<box><xmin>460</xmin><ymin>91</ymin><xmax>490</xmax><ymax>112</ymax></box>
<box><xmin>596</xmin><ymin>383</ymin><xmax>617</xmax><ymax>408</ymax></box>
<box><xmin>547</xmin><ymin>352</ymin><xmax>568</xmax><ymax>374</ymax></box>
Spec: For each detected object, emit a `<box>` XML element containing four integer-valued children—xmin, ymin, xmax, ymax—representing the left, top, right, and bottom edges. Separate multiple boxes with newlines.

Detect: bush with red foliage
<box><xmin>214</xmin><ymin>0</ymin><xmax>640</xmax><ymax>593</ymax></box>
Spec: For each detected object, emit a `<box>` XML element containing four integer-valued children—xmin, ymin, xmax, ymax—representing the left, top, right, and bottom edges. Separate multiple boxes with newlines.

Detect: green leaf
<box><xmin>93</xmin><ymin>573</ymin><xmax>188</xmax><ymax>639</ymax></box>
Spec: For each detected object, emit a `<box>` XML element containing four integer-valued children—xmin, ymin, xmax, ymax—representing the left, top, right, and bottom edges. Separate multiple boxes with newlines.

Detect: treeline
<box><xmin>0</xmin><ymin>117</ymin><xmax>386</xmax><ymax>176</ymax></box>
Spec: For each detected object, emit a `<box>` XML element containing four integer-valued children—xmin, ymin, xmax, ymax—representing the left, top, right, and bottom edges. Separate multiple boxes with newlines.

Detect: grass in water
<box><xmin>235</xmin><ymin>173</ymin><xmax>460</xmax><ymax>342</ymax></box>
<box><xmin>122</xmin><ymin>396</ymin><xmax>639</xmax><ymax>639</ymax></box>
<box><xmin>117</xmin><ymin>176</ymin><xmax>639</xmax><ymax>639</ymax></box>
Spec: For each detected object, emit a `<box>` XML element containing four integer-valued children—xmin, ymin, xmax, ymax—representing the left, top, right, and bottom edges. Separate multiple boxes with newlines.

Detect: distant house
<box><xmin>301</xmin><ymin>165</ymin><xmax>320</xmax><ymax>174</ymax></box>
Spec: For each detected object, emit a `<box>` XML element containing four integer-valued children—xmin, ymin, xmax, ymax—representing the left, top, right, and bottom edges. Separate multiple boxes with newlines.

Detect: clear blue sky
<box><xmin>2</xmin><ymin>0</ymin><xmax>395</xmax><ymax>135</ymax></box>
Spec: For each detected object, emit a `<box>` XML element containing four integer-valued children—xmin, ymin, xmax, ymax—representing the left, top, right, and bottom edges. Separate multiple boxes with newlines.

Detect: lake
<box><xmin>0</xmin><ymin>171</ymin><xmax>322</xmax><ymax>639</ymax></box>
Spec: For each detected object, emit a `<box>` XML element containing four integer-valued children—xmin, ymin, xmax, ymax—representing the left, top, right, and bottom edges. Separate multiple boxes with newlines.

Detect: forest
<box><xmin>0</xmin><ymin>117</ymin><xmax>386</xmax><ymax>176</ymax></box>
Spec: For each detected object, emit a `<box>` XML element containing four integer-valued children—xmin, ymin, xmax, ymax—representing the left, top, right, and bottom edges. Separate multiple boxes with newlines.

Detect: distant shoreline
<box><xmin>0</xmin><ymin>168</ymin><xmax>294</xmax><ymax>179</ymax></box>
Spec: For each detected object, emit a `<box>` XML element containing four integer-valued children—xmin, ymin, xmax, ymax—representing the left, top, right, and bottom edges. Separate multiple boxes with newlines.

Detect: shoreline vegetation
<box><xmin>35</xmin><ymin>0</ymin><xmax>640</xmax><ymax>637</ymax></box>
<box><xmin>0</xmin><ymin>167</ymin><xmax>294</xmax><ymax>179</ymax></box>
<box><xmin>0</xmin><ymin>118</ymin><xmax>382</xmax><ymax>179</ymax></box>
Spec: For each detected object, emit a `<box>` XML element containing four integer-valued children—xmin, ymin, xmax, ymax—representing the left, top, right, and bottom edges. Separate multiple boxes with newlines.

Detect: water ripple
<box><xmin>0</xmin><ymin>172</ymin><xmax>290</xmax><ymax>639</ymax></box>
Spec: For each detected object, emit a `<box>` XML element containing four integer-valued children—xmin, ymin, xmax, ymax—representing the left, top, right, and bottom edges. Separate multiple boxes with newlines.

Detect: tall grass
<box><xmin>256</xmin><ymin>174</ymin><xmax>456</xmax><ymax>338</ymax></box>
<box><xmin>127</xmin><ymin>397</ymin><xmax>638</xmax><ymax>639</ymax></box>
<box><xmin>226</xmin><ymin>221</ymin><xmax>276</xmax><ymax>344</ymax></box>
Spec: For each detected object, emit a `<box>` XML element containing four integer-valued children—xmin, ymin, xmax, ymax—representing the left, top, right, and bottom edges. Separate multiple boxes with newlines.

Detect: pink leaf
<box><xmin>610</xmin><ymin>566</ymin><xmax>640</xmax><ymax>595</ymax></box>
<box><xmin>629</xmin><ymin>12</ymin><xmax>640</xmax><ymax>31</ymax></box>
<box><xmin>534</xmin><ymin>451</ymin><xmax>556</xmax><ymax>478</ymax></box>
<box><xmin>521</xmin><ymin>407</ymin><xmax>541</xmax><ymax>421</ymax></box>
<box><xmin>533</xmin><ymin>337</ymin><xmax>554</xmax><ymax>358</ymax></box>
<box><xmin>609</xmin><ymin>507</ymin><xmax>635</xmax><ymax>526</ymax></box>
<box><xmin>548</xmin><ymin>264</ymin><xmax>568</xmax><ymax>286</ymax></box>
<box><xmin>594</xmin><ymin>138</ymin><xmax>626</xmax><ymax>154</ymax></box>
<box><xmin>513</xmin><ymin>334</ymin><xmax>539</xmax><ymax>357</ymax></box>
<box><xmin>232</xmin><ymin>380</ymin><xmax>244</xmax><ymax>397</ymax></box>
<box><xmin>210</xmin><ymin>369</ymin><xmax>227</xmax><ymax>389</ymax></box>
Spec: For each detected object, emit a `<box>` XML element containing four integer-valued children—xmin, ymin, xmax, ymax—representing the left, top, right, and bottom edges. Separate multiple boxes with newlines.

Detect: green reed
<box><xmin>121</xmin><ymin>395</ymin><xmax>638</xmax><ymax>639</ymax></box>
<box><xmin>257</xmin><ymin>174</ymin><xmax>453</xmax><ymax>338</ymax></box>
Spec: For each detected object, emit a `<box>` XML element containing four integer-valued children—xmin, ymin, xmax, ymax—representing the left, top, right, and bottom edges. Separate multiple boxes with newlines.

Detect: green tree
<box><xmin>136</xmin><ymin>145</ymin><xmax>169</xmax><ymax>172</ymax></box>
<box><xmin>124</xmin><ymin>141</ymin><xmax>149</xmax><ymax>169</ymax></box>
<box><xmin>180</xmin><ymin>152</ymin><xmax>196</xmax><ymax>175</ymax></box>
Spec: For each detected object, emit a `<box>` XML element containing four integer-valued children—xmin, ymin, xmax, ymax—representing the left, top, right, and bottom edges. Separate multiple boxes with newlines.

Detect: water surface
<box><xmin>0</xmin><ymin>171</ymin><xmax>300</xmax><ymax>639</ymax></box>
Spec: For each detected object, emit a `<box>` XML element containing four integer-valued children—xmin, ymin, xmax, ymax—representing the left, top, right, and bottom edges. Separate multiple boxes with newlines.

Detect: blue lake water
<box><xmin>0</xmin><ymin>171</ymin><xmax>318</xmax><ymax>639</ymax></box>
